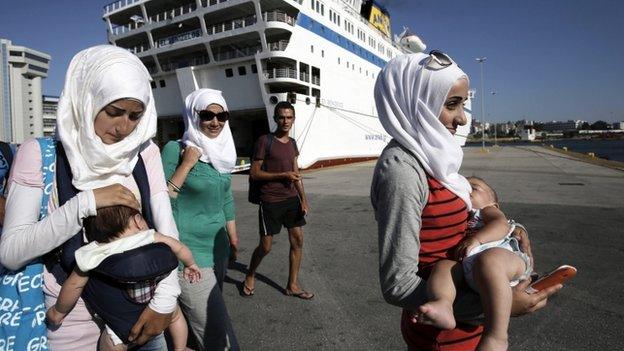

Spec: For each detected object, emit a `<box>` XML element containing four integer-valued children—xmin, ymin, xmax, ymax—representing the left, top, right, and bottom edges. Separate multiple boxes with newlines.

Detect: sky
<box><xmin>1</xmin><ymin>0</ymin><xmax>623</xmax><ymax>123</ymax></box>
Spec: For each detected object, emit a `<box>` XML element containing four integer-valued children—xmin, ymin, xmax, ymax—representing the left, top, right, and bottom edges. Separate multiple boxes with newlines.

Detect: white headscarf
<box><xmin>182</xmin><ymin>89</ymin><xmax>236</xmax><ymax>173</ymax></box>
<box><xmin>56</xmin><ymin>45</ymin><xmax>157</xmax><ymax>190</ymax></box>
<box><xmin>374</xmin><ymin>53</ymin><xmax>472</xmax><ymax>209</ymax></box>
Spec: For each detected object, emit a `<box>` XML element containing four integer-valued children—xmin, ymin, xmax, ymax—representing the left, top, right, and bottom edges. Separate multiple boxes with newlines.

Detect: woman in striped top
<box><xmin>371</xmin><ymin>52</ymin><xmax>561</xmax><ymax>350</ymax></box>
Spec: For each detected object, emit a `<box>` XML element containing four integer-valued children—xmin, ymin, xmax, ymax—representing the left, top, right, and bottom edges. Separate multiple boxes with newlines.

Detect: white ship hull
<box><xmin>103</xmin><ymin>0</ymin><xmax>470</xmax><ymax>169</ymax></box>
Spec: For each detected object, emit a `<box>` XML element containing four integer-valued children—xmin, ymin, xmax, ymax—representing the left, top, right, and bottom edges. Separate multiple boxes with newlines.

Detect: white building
<box><xmin>0</xmin><ymin>39</ymin><xmax>51</xmax><ymax>143</ymax></box>
<box><xmin>520</xmin><ymin>126</ymin><xmax>536</xmax><ymax>141</ymax></box>
<box><xmin>542</xmin><ymin>120</ymin><xmax>581</xmax><ymax>133</ymax></box>
<box><xmin>613</xmin><ymin>121</ymin><xmax>624</xmax><ymax>130</ymax></box>
<box><xmin>42</xmin><ymin>95</ymin><xmax>59</xmax><ymax>137</ymax></box>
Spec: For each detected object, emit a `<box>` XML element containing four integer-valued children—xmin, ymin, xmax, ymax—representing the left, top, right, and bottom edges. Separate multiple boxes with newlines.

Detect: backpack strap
<box><xmin>262</xmin><ymin>133</ymin><xmax>274</xmax><ymax>171</ymax></box>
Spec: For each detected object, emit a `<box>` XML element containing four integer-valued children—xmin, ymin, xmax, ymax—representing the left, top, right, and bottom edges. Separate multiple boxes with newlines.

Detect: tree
<box><xmin>591</xmin><ymin>120</ymin><xmax>610</xmax><ymax>130</ymax></box>
<box><xmin>580</xmin><ymin>122</ymin><xmax>591</xmax><ymax>130</ymax></box>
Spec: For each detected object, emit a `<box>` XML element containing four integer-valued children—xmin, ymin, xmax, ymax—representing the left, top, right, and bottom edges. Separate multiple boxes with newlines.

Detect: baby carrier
<box><xmin>46</xmin><ymin>142</ymin><xmax>178</xmax><ymax>343</ymax></box>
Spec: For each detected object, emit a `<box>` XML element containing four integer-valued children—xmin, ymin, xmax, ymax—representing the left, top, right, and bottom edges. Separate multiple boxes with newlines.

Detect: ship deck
<box><xmin>222</xmin><ymin>145</ymin><xmax>624</xmax><ymax>350</ymax></box>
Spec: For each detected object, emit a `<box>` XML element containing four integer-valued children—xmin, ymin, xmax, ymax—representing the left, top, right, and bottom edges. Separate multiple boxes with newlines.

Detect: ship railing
<box><xmin>262</xmin><ymin>11</ymin><xmax>295</xmax><ymax>26</ymax></box>
<box><xmin>111</xmin><ymin>20</ymin><xmax>143</xmax><ymax>36</ymax></box>
<box><xmin>207</xmin><ymin>15</ymin><xmax>257</xmax><ymax>35</ymax></box>
<box><xmin>214</xmin><ymin>45</ymin><xmax>262</xmax><ymax>61</ymax></box>
<box><xmin>125</xmin><ymin>44</ymin><xmax>149</xmax><ymax>54</ymax></box>
<box><xmin>103</xmin><ymin>0</ymin><xmax>142</xmax><ymax>15</ymax></box>
<box><xmin>145</xmin><ymin>65</ymin><xmax>158</xmax><ymax>74</ymax></box>
<box><xmin>155</xmin><ymin>28</ymin><xmax>203</xmax><ymax>48</ymax></box>
<box><xmin>263</xmin><ymin>67</ymin><xmax>297</xmax><ymax>79</ymax></box>
<box><xmin>311</xmin><ymin>76</ymin><xmax>320</xmax><ymax>85</ymax></box>
<box><xmin>149</xmin><ymin>3</ymin><xmax>197</xmax><ymax>24</ymax></box>
<box><xmin>268</xmin><ymin>40</ymin><xmax>289</xmax><ymax>51</ymax></box>
<box><xmin>203</xmin><ymin>0</ymin><xmax>229</xmax><ymax>6</ymax></box>
<box><xmin>161</xmin><ymin>55</ymin><xmax>210</xmax><ymax>72</ymax></box>
<box><xmin>300</xmin><ymin>72</ymin><xmax>309</xmax><ymax>82</ymax></box>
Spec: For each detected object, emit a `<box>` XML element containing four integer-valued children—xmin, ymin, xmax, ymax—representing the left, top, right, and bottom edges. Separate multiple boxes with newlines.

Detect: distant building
<box><xmin>0</xmin><ymin>38</ymin><xmax>51</xmax><ymax>143</ymax></box>
<box><xmin>541</xmin><ymin>120</ymin><xmax>581</xmax><ymax>133</ymax></box>
<box><xmin>520</xmin><ymin>126</ymin><xmax>536</xmax><ymax>141</ymax></box>
<box><xmin>42</xmin><ymin>95</ymin><xmax>58</xmax><ymax>137</ymax></box>
<box><xmin>613</xmin><ymin>121</ymin><xmax>624</xmax><ymax>130</ymax></box>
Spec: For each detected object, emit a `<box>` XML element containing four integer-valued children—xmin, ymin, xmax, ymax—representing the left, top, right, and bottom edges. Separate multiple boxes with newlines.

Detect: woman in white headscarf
<box><xmin>0</xmin><ymin>45</ymin><xmax>180</xmax><ymax>350</ymax></box>
<box><xmin>161</xmin><ymin>88</ymin><xmax>240</xmax><ymax>350</ymax></box>
<box><xmin>371</xmin><ymin>52</ymin><xmax>560</xmax><ymax>350</ymax></box>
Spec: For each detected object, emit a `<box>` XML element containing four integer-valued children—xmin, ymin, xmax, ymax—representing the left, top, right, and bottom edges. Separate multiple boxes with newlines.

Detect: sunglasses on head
<box><xmin>425</xmin><ymin>50</ymin><xmax>453</xmax><ymax>70</ymax></box>
<box><xmin>195</xmin><ymin>109</ymin><xmax>229</xmax><ymax>122</ymax></box>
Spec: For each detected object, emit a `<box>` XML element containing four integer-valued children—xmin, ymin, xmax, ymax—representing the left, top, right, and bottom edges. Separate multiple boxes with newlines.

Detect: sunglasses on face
<box><xmin>195</xmin><ymin>109</ymin><xmax>229</xmax><ymax>122</ymax></box>
<box><xmin>425</xmin><ymin>50</ymin><xmax>453</xmax><ymax>70</ymax></box>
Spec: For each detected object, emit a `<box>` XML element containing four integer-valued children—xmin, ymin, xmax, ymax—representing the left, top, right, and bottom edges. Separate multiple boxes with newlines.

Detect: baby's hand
<box><xmin>454</xmin><ymin>237</ymin><xmax>481</xmax><ymax>260</ymax></box>
<box><xmin>183</xmin><ymin>264</ymin><xmax>202</xmax><ymax>283</ymax></box>
<box><xmin>46</xmin><ymin>306</ymin><xmax>65</xmax><ymax>329</ymax></box>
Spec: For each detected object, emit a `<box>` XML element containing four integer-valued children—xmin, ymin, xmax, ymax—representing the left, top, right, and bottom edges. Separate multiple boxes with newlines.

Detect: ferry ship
<box><xmin>102</xmin><ymin>0</ymin><xmax>471</xmax><ymax>169</ymax></box>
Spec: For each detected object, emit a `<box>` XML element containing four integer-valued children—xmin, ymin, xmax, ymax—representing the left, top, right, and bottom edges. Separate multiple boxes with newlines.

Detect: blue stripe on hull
<box><xmin>296</xmin><ymin>13</ymin><xmax>388</xmax><ymax>69</ymax></box>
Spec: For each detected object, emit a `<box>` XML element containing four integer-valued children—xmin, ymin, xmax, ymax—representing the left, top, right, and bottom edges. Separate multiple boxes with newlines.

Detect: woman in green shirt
<box><xmin>161</xmin><ymin>89</ymin><xmax>239</xmax><ymax>350</ymax></box>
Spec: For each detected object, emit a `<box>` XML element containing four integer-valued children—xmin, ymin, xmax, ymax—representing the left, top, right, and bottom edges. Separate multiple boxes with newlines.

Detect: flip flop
<box><xmin>285</xmin><ymin>289</ymin><xmax>315</xmax><ymax>300</ymax></box>
<box><xmin>241</xmin><ymin>284</ymin><xmax>255</xmax><ymax>297</ymax></box>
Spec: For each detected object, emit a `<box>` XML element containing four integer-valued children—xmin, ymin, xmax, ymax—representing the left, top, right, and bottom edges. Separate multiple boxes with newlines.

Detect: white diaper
<box><xmin>105</xmin><ymin>324</ymin><xmax>124</xmax><ymax>345</ymax></box>
<box><xmin>462</xmin><ymin>223</ymin><xmax>532</xmax><ymax>291</ymax></box>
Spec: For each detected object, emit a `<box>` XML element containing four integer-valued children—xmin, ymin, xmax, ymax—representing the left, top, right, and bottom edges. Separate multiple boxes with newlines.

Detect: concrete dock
<box><xmin>222</xmin><ymin>145</ymin><xmax>624</xmax><ymax>350</ymax></box>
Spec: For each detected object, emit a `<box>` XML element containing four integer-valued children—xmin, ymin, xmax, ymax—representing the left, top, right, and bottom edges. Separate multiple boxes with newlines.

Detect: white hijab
<box><xmin>374</xmin><ymin>53</ymin><xmax>472</xmax><ymax>209</ymax></box>
<box><xmin>56</xmin><ymin>45</ymin><xmax>157</xmax><ymax>190</ymax></box>
<box><xmin>182</xmin><ymin>89</ymin><xmax>236</xmax><ymax>173</ymax></box>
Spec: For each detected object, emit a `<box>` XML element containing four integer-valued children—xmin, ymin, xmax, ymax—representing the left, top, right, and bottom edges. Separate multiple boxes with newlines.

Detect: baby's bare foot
<box><xmin>415</xmin><ymin>300</ymin><xmax>456</xmax><ymax>330</ymax></box>
<box><xmin>477</xmin><ymin>333</ymin><xmax>508</xmax><ymax>351</ymax></box>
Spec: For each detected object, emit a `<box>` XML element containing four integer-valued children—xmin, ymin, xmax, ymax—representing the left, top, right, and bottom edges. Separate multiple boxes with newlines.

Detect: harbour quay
<box><xmin>224</xmin><ymin>145</ymin><xmax>624</xmax><ymax>350</ymax></box>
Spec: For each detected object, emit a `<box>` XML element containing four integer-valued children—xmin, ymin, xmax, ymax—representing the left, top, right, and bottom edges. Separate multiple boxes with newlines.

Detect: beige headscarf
<box><xmin>56</xmin><ymin>45</ymin><xmax>157</xmax><ymax>190</ymax></box>
<box><xmin>374</xmin><ymin>53</ymin><xmax>472</xmax><ymax>209</ymax></box>
<box><xmin>182</xmin><ymin>89</ymin><xmax>236</xmax><ymax>173</ymax></box>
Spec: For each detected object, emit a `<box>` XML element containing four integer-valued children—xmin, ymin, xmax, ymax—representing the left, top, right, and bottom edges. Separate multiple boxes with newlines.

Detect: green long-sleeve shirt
<box><xmin>161</xmin><ymin>141</ymin><xmax>235</xmax><ymax>268</ymax></box>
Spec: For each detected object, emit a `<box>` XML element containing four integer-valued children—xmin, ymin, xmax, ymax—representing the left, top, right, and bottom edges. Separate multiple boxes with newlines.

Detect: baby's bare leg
<box><xmin>416</xmin><ymin>259</ymin><xmax>464</xmax><ymax>330</ymax></box>
<box><xmin>97</xmin><ymin>330</ymin><xmax>128</xmax><ymax>351</ymax></box>
<box><xmin>472</xmin><ymin>248</ymin><xmax>526</xmax><ymax>351</ymax></box>
<box><xmin>168</xmin><ymin>306</ymin><xmax>189</xmax><ymax>351</ymax></box>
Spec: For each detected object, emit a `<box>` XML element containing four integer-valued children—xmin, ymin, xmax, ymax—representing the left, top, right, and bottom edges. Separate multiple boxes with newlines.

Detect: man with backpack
<box><xmin>244</xmin><ymin>101</ymin><xmax>313</xmax><ymax>299</ymax></box>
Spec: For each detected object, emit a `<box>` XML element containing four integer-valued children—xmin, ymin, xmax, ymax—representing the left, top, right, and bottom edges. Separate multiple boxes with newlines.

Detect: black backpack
<box><xmin>248</xmin><ymin>134</ymin><xmax>274</xmax><ymax>204</ymax></box>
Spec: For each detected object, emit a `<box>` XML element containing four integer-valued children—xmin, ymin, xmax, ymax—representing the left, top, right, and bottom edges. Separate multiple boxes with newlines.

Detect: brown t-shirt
<box><xmin>253</xmin><ymin>134</ymin><xmax>299</xmax><ymax>203</ymax></box>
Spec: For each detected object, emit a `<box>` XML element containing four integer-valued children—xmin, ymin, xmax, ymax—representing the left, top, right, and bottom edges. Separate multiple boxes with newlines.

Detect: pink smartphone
<box><xmin>525</xmin><ymin>265</ymin><xmax>577</xmax><ymax>294</ymax></box>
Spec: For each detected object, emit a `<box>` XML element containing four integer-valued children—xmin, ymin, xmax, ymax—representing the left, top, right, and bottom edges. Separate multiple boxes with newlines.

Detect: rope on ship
<box><xmin>297</xmin><ymin>106</ymin><xmax>318</xmax><ymax>154</ymax></box>
<box><xmin>327</xmin><ymin>106</ymin><xmax>389</xmax><ymax>137</ymax></box>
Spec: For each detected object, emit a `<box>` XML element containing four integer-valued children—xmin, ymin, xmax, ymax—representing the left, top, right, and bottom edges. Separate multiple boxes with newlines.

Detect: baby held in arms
<box><xmin>46</xmin><ymin>205</ymin><xmax>201</xmax><ymax>351</ymax></box>
<box><xmin>413</xmin><ymin>177</ymin><xmax>532</xmax><ymax>351</ymax></box>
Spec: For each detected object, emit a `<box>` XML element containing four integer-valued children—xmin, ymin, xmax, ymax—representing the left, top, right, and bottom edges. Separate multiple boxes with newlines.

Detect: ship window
<box><xmin>159</xmin><ymin>80</ymin><xmax>166</xmax><ymax>88</ymax></box>
<box><xmin>150</xmin><ymin>81</ymin><xmax>157</xmax><ymax>89</ymax></box>
<box><xmin>321</xmin><ymin>4</ymin><xmax>324</xmax><ymax>15</ymax></box>
<box><xmin>238</xmin><ymin>66</ymin><xmax>247</xmax><ymax>75</ymax></box>
<box><xmin>310</xmin><ymin>45</ymin><xmax>314</xmax><ymax>53</ymax></box>
<box><xmin>346</xmin><ymin>62</ymin><xmax>349</xmax><ymax>68</ymax></box>
<box><xmin>337</xmin><ymin>57</ymin><xmax>340</xmax><ymax>65</ymax></box>
<box><xmin>321</xmin><ymin>50</ymin><xmax>324</xmax><ymax>57</ymax></box>
<box><xmin>251</xmin><ymin>64</ymin><xmax>257</xmax><ymax>74</ymax></box>
<box><xmin>225</xmin><ymin>68</ymin><xmax>233</xmax><ymax>77</ymax></box>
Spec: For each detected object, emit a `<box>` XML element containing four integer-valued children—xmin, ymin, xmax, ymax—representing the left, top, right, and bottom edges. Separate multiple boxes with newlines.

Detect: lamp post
<box><xmin>491</xmin><ymin>91</ymin><xmax>497</xmax><ymax>146</ymax></box>
<box><xmin>476</xmin><ymin>57</ymin><xmax>487</xmax><ymax>150</ymax></box>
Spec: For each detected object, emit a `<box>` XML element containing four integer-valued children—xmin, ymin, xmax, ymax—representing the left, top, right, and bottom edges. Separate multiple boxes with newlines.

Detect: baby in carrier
<box><xmin>46</xmin><ymin>205</ymin><xmax>201</xmax><ymax>351</ymax></box>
